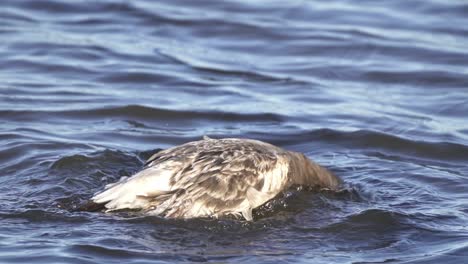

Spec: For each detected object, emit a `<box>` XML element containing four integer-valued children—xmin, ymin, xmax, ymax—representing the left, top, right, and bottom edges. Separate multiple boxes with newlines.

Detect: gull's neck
<box><xmin>288</xmin><ymin>152</ymin><xmax>341</xmax><ymax>190</ymax></box>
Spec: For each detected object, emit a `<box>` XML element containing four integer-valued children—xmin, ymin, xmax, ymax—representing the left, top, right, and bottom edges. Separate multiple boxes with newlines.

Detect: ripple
<box><xmin>0</xmin><ymin>209</ymin><xmax>89</xmax><ymax>223</ymax></box>
<box><xmin>0</xmin><ymin>105</ymin><xmax>285</xmax><ymax>124</ymax></box>
<box><xmin>259</xmin><ymin>129</ymin><xmax>468</xmax><ymax>163</ymax></box>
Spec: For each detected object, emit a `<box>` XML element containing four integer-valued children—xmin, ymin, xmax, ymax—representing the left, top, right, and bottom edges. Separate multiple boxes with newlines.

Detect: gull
<box><xmin>88</xmin><ymin>136</ymin><xmax>341</xmax><ymax>221</ymax></box>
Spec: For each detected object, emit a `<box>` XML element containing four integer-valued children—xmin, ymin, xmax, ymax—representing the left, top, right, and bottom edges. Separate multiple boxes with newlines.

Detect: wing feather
<box><xmin>166</xmin><ymin>139</ymin><xmax>289</xmax><ymax>219</ymax></box>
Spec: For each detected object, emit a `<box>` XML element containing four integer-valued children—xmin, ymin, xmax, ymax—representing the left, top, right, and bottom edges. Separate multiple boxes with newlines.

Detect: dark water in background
<box><xmin>1</xmin><ymin>0</ymin><xmax>468</xmax><ymax>263</ymax></box>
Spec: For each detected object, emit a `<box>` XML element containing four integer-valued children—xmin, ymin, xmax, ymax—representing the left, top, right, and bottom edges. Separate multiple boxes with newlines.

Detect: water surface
<box><xmin>1</xmin><ymin>0</ymin><xmax>468</xmax><ymax>263</ymax></box>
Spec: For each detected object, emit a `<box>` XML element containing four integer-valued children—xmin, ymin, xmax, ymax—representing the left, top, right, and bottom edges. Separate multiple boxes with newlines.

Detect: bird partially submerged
<box><xmin>88</xmin><ymin>136</ymin><xmax>341</xmax><ymax>221</ymax></box>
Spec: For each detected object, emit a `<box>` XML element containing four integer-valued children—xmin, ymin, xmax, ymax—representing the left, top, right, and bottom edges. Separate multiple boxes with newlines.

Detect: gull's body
<box><xmin>91</xmin><ymin>137</ymin><xmax>341</xmax><ymax>221</ymax></box>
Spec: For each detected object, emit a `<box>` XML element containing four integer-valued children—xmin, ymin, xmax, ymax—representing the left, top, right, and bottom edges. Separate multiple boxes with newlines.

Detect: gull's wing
<box><xmin>92</xmin><ymin>138</ymin><xmax>291</xmax><ymax>220</ymax></box>
<box><xmin>162</xmin><ymin>139</ymin><xmax>291</xmax><ymax>220</ymax></box>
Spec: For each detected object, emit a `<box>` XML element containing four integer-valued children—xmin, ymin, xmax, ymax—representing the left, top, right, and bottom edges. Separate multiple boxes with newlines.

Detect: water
<box><xmin>1</xmin><ymin>0</ymin><xmax>468</xmax><ymax>263</ymax></box>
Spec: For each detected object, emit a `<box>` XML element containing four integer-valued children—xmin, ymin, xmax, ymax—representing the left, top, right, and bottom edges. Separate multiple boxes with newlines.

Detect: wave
<box><xmin>0</xmin><ymin>209</ymin><xmax>89</xmax><ymax>223</ymax></box>
<box><xmin>0</xmin><ymin>104</ymin><xmax>285</xmax><ymax>123</ymax></box>
<box><xmin>253</xmin><ymin>129</ymin><xmax>468</xmax><ymax>162</ymax></box>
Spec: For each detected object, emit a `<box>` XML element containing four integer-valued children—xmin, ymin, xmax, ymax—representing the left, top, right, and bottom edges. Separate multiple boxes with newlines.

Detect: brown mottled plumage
<box><xmin>91</xmin><ymin>136</ymin><xmax>341</xmax><ymax>221</ymax></box>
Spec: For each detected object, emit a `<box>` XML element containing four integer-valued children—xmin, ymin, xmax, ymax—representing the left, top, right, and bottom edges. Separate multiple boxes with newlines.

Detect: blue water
<box><xmin>1</xmin><ymin>0</ymin><xmax>468</xmax><ymax>263</ymax></box>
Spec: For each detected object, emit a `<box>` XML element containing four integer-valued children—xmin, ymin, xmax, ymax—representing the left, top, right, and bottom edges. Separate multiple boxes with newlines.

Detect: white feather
<box><xmin>92</xmin><ymin>164</ymin><xmax>174</xmax><ymax>210</ymax></box>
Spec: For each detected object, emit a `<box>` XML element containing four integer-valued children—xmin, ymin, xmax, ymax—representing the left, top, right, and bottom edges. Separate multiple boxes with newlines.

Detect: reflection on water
<box><xmin>1</xmin><ymin>0</ymin><xmax>468</xmax><ymax>263</ymax></box>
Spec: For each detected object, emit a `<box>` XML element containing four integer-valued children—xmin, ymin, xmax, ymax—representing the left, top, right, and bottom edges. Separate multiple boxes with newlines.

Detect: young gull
<box><xmin>89</xmin><ymin>136</ymin><xmax>341</xmax><ymax>221</ymax></box>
